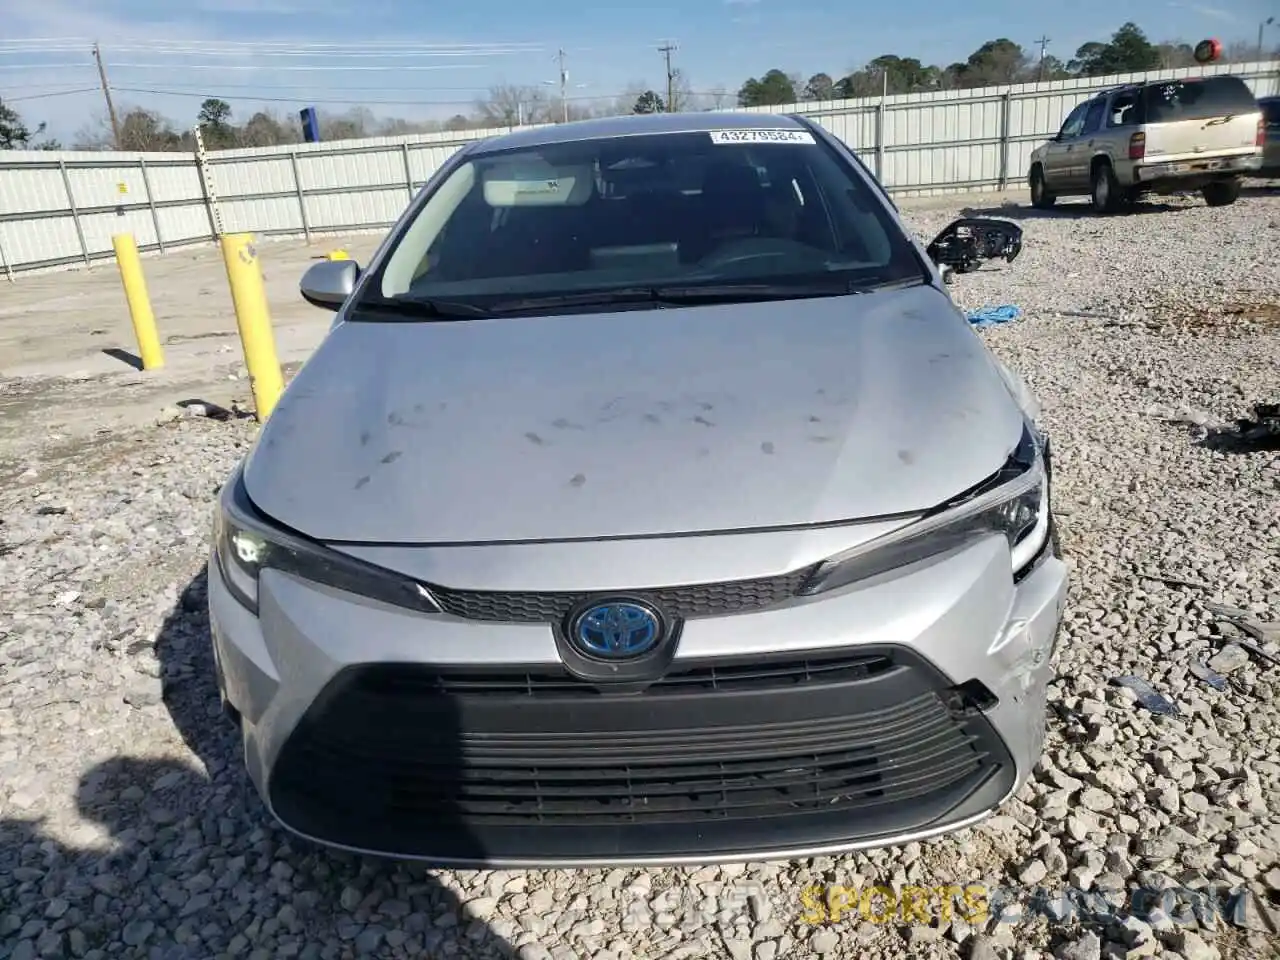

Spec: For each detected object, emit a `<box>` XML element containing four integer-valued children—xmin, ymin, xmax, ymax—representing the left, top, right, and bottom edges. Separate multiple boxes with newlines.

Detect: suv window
<box><xmin>1107</xmin><ymin>91</ymin><xmax>1139</xmax><ymax>127</ymax></box>
<box><xmin>1263</xmin><ymin>98</ymin><xmax>1280</xmax><ymax>127</ymax></box>
<box><xmin>1059</xmin><ymin>103</ymin><xmax>1089</xmax><ymax>139</ymax></box>
<box><xmin>1082</xmin><ymin>100</ymin><xmax>1107</xmax><ymax>134</ymax></box>
<box><xmin>1140</xmin><ymin>77</ymin><xmax>1259</xmax><ymax>124</ymax></box>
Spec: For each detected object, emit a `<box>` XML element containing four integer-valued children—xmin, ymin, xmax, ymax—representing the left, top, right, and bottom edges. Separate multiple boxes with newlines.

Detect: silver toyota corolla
<box><xmin>208</xmin><ymin>111</ymin><xmax>1069</xmax><ymax>868</ymax></box>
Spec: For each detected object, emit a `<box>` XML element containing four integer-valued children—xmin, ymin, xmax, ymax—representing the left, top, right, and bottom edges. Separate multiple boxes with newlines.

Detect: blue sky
<box><xmin>1</xmin><ymin>0</ymin><xmax>1275</xmax><ymax>141</ymax></box>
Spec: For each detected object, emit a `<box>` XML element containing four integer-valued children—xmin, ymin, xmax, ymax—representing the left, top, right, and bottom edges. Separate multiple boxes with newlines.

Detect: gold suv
<box><xmin>1028</xmin><ymin>76</ymin><xmax>1264</xmax><ymax>213</ymax></box>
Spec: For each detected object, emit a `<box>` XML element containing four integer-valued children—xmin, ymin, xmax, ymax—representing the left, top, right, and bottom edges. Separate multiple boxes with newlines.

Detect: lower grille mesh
<box><xmin>268</xmin><ymin>648</ymin><xmax>1013</xmax><ymax>859</ymax></box>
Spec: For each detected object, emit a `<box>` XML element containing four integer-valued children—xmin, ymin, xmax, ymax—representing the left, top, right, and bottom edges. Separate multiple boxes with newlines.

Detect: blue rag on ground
<box><xmin>966</xmin><ymin>305</ymin><xmax>1022</xmax><ymax>327</ymax></box>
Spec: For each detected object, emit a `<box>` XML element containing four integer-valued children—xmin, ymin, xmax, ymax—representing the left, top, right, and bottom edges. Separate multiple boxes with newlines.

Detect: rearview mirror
<box><xmin>300</xmin><ymin>260</ymin><xmax>360</xmax><ymax>309</ymax></box>
<box><xmin>926</xmin><ymin>218</ymin><xmax>1023</xmax><ymax>275</ymax></box>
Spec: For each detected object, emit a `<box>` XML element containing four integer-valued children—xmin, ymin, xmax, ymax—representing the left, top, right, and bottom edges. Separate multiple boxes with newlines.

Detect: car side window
<box><xmin>1107</xmin><ymin>92</ymin><xmax>1138</xmax><ymax>127</ymax></box>
<box><xmin>1058</xmin><ymin>103</ymin><xmax>1089</xmax><ymax>140</ymax></box>
<box><xmin>1082</xmin><ymin>100</ymin><xmax>1107</xmax><ymax>135</ymax></box>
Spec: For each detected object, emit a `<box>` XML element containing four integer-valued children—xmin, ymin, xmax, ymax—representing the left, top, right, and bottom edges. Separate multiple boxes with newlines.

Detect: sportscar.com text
<box><xmin>796</xmin><ymin>883</ymin><xmax>1244</xmax><ymax>928</ymax></box>
<box><xmin>800</xmin><ymin>885</ymin><xmax>990</xmax><ymax>925</ymax></box>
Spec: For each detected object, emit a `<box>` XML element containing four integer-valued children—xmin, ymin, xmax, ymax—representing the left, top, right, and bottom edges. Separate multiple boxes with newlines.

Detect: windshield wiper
<box><xmin>487</xmin><ymin>276</ymin><xmax>922</xmax><ymax>313</ymax></box>
<box><xmin>363</xmin><ymin>295</ymin><xmax>491</xmax><ymax>319</ymax></box>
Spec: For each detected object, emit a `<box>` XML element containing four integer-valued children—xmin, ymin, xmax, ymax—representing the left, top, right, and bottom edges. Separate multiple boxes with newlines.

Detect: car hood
<box><xmin>243</xmin><ymin>284</ymin><xmax>1027</xmax><ymax>544</ymax></box>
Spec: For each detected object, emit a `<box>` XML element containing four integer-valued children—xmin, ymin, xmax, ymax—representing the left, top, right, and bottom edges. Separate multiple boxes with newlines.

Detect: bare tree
<box><xmin>237</xmin><ymin>110</ymin><xmax>302</xmax><ymax>148</ymax></box>
<box><xmin>667</xmin><ymin>68</ymin><xmax>695</xmax><ymax>112</ymax></box>
<box><xmin>475</xmin><ymin>84</ymin><xmax>547</xmax><ymax>127</ymax></box>
<box><xmin>318</xmin><ymin>106</ymin><xmax>378</xmax><ymax>141</ymax></box>
<box><xmin>77</xmin><ymin>106</ymin><xmax>187</xmax><ymax>151</ymax></box>
<box><xmin>705</xmin><ymin>86</ymin><xmax>731</xmax><ymax>110</ymax></box>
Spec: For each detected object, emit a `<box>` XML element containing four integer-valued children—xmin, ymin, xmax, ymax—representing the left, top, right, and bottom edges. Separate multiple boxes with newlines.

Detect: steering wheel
<box><xmin>698</xmin><ymin>237</ymin><xmax>815</xmax><ymax>270</ymax></box>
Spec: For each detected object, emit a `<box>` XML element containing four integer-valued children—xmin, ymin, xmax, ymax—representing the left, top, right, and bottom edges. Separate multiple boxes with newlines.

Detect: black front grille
<box><xmin>426</xmin><ymin>564</ymin><xmax>819</xmax><ymax>623</ymax></box>
<box><xmin>363</xmin><ymin>650</ymin><xmax>897</xmax><ymax>698</ymax></box>
<box><xmin>269</xmin><ymin>647</ymin><xmax>1015</xmax><ymax>861</ymax></box>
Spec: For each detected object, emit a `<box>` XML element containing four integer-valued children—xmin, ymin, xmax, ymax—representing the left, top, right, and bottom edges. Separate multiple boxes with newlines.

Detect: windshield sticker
<box><xmin>708</xmin><ymin>129</ymin><xmax>816</xmax><ymax>145</ymax></box>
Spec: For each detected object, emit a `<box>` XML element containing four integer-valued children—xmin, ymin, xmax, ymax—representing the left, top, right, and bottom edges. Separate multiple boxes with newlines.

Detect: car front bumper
<box><xmin>209</xmin><ymin>530</ymin><xmax>1069</xmax><ymax>868</ymax></box>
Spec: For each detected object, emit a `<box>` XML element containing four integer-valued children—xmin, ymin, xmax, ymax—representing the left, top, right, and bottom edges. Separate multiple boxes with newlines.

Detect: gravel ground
<box><xmin>3</xmin><ymin>188</ymin><xmax>1280</xmax><ymax>960</ymax></box>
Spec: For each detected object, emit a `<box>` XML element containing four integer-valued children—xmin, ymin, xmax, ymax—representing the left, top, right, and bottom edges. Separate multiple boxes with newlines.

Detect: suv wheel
<box><xmin>1090</xmin><ymin>161</ymin><xmax>1124</xmax><ymax>214</ymax></box>
<box><xmin>1030</xmin><ymin>166</ymin><xmax>1057</xmax><ymax>209</ymax></box>
<box><xmin>1202</xmin><ymin>179</ymin><xmax>1241</xmax><ymax>207</ymax></box>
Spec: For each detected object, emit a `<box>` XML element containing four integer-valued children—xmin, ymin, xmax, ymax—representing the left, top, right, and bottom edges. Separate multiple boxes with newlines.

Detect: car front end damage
<box><xmin>208</xmin><ymin>423</ymin><xmax>1068</xmax><ymax>868</ymax></box>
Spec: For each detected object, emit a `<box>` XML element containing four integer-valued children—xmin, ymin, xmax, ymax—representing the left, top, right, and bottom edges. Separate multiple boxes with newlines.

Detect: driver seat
<box><xmin>689</xmin><ymin>161</ymin><xmax>767</xmax><ymax>261</ymax></box>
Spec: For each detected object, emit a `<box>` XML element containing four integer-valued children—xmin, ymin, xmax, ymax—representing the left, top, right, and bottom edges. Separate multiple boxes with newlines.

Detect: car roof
<box><xmin>463</xmin><ymin>111</ymin><xmax>811</xmax><ymax>155</ymax></box>
<box><xmin>1093</xmin><ymin>75</ymin><xmax>1253</xmax><ymax>99</ymax></box>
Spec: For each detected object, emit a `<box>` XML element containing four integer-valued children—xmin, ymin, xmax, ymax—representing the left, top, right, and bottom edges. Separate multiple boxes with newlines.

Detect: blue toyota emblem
<box><xmin>571</xmin><ymin>601</ymin><xmax>662</xmax><ymax>660</ymax></box>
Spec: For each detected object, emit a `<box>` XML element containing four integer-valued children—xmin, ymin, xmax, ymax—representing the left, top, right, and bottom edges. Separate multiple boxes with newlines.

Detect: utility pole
<box><xmin>557</xmin><ymin>48</ymin><xmax>568</xmax><ymax>123</ymax></box>
<box><xmin>1260</xmin><ymin>18</ymin><xmax>1275</xmax><ymax>61</ymax></box>
<box><xmin>93</xmin><ymin>42</ymin><xmax>122</xmax><ymax>150</ymax></box>
<box><xmin>658</xmin><ymin>41</ymin><xmax>678</xmax><ymax>112</ymax></box>
<box><xmin>1034</xmin><ymin>36</ymin><xmax>1051</xmax><ymax>81</ymax></box>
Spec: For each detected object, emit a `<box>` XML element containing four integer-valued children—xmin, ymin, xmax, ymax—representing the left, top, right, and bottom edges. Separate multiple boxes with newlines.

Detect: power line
<box><xmin>113</xmin><ymin>50</ymin><xmax>531</xmax><ymax>60</ymax></box>
<box><xmin>6</xmin><ymin>80</ymin><xmax>525</xmax><ymax>93</ymax></box>
<box><xmin>0</xmin><ymin>39</ymin><xmax>546</xmax><ymax>53</ymax></box>
<box><xmin>4</xmin><ymin>87</ymin><xmax>99</xmax><ymax>102</ymax></box>
<box><xmin>103</xmin><ymin>47</ymin><xmax>543</xmax><ymax>59</ymax></box>
<box><xmin>0</xmin><ymin>62</ymin><xmax>93</xmax><ymax>70</ymax></box>
<box><xmin>4</xmin><ymin>79</ymin><xmax>538</xmax><ymax>94</ymax></box>
<box><xmin>107</xmin><ymin>62</ymin><xmax>491</xmax><ymax>72</ymax></box>
<box><xmin>111</xmin><ymin>84</ymin><xmax>728</xmax><ymax>108</ymax></box>
<box><xmin>106</xmin><ymin>39</ymin><xmax>547</xmax><ymax>52</ymax></box>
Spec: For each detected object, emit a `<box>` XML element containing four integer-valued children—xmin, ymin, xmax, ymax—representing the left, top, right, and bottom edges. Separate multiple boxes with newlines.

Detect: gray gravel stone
<box><xmin>1055</xmin><ymin>932</ymin><xmax>1102</xmax><ymax>960</ymax></box>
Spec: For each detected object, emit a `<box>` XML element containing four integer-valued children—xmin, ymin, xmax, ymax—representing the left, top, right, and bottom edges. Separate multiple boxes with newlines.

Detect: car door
<box><xmin>1075</xmin><ymin>98</ymin><xmax>1109</xmax><ymax>183</ymax></box>
<box><xmin>1042</xmin><ymin>102</ymin><xmax>1089</xmax><ymax>190</ymax></box>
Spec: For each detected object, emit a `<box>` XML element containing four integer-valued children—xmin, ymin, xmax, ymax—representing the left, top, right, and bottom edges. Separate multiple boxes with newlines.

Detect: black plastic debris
<box><xmin>1188</xmin><ymin>659</ymin><xmax>1229</xmax><ymax>691</ymax></box>
<box><xmin>1047</xmin><ymin>700</ymin><xmax>1089</xmax><ymax>741</ymax></box>
<box><xmin>1203</xmin><ymin>601</ymin><xmax>1280</xmax><ymax>667</ymax></box>
<box><xmin>1204</xmin><ymin>600</ymin><xmax>1255</xmax><ymax>620</ymax></box>
<box><xmin>926</xmin><ymin>218</ymin><xmax>1023</xmax><ymax>274</ymax></box>
<box><xmin>1138</xmin><ymin>570</ymin><xmax>1212</xmax><ymax>591</ymax></box>
<box><xmin>1235</xmin><ymin>638</ymin><xmax>1280</xmax><ymax>670</ymax></box>
<box><xmin>1230</xmin><ymin>403</ymin><xmax>1280</xmax><ymax>448</ymax></box>
<box><xmin>1204</xmin><ymin>403</ymin><xmax>1280</xmax><ymax>451</ymax></box>
<box><xmin>1110</xmin><ymin>675</ymin><xmax>1180</xmax><ymax>715</ymax></box>
<box><xmin>176</xmin><ymin>398</ymin><xmax>235</xmax><ymax>421</ymax></box>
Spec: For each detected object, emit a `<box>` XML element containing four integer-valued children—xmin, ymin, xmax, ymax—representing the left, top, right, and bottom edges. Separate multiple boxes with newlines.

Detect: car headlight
<box><xmin>212</xmin><ymin>469</ymin><xmax>442</xmax><ymax>616</ymax></box>
<box><xmin>799</xmin><ymin>423</ymin><xmax>1050</xmax><ymax>596</ymax></box>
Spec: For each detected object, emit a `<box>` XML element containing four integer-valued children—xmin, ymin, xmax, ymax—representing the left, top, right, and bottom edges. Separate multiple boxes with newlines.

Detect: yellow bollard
<box><xmin>111</xmin><ymin>234</ymin><xmax>164</xmax><ymax>370</ymax></box>
<box><xmin>219</xmin><ymin>233</ymin><xmax>284</xmax><ymax>422</ymax></box>
<box><xmin>325</xmin><ymin>248</ymin><xmax>350</xmax><ymax>261</ymax></box>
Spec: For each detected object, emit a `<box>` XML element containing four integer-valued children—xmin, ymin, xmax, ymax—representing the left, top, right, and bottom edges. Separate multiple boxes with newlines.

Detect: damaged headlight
<box><xmin>212</xmin><ymin>468</ymin><xmax>442</xmax><ymax>616</ymax></box>
<box><xmin>799</xmin><ymin>423</ymin><xmax>1050</xmax><ymax>596</ymax></box>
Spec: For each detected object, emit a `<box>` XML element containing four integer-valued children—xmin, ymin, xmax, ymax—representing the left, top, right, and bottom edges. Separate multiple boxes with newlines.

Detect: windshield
<box><xmin>1139</xmin><ymin>77</ymin><xmax>1260</xmax><ymax>124</ymax></box>
<box><xmin>368</xmin><ymin>128</ymin><xmax>924</xmax><ymax>312</ymax></box>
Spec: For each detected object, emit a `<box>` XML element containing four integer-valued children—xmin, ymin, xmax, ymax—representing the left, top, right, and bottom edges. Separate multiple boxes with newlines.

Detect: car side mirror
<box><xmin>926</xmin><ymin>218</ymin><xmax>1023</xmax><ymax>275</ymax></box>
<box><xmin>300</xmin><ymin>260</ymin><xmax>360</xmax><ymax>309</ymax></box>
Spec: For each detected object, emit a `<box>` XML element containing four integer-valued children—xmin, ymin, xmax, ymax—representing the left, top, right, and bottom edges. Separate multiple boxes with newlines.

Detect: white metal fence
<box><xmin>1</xmin><ymin>59</ymin><xmax>1277</xmax><ymax>277</ymax></box>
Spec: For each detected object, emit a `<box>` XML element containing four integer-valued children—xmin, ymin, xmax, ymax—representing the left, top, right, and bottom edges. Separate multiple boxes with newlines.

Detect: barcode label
<box><xmin>708</xmin><ymin>129</ymin><xmax>816</xmax><ymax>145</ymax></box>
